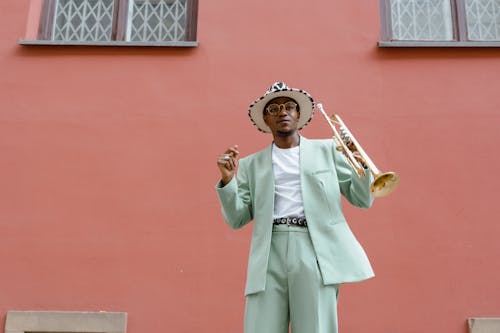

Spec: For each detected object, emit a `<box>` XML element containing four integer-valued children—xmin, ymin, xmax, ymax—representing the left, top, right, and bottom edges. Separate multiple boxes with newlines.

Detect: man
<box><xmin>215</xmin><ymin>82</ymin><xmax>375</xmax><ymax>333</ymax></box>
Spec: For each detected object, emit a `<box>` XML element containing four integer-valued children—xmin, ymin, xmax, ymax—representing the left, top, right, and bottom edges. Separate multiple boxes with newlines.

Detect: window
<box><xmin>52</xmin><ymin>0</ymin><xmax>116</xmax><ymax>41</ymax></box>
<box><xmin>465</xmin><ymin>0</ymin><xmax>500</xmax><ymax>40</ymax></box>
<box><xmin>389</xmin><ymin>0</ymin><xmax>454</xmax><ymax>40</ymax></box>
<box><xmin>25</xmin><ymin>0</ymin><xmax>198</xmax><ymax>46</ymax></box>
<box><xmin>379</xmin><ymin>0</ymin><xmax>500</xmax><ymax>46</ymax></box>
<box><xmin>127</xmin><ymin>0</ymin><xmax>189</xmax><ymax>42</ymax></box>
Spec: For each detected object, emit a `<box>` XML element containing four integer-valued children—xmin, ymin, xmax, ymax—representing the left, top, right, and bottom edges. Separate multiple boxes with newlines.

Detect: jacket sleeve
<box><xmin>332</xmin><ymin>143</ymin><xmax>374</xmax><ymax>208</ymax></box>
<box><xmin>215</xmin><ymin>159</ymin><xmax>253</xmax><ymax>229</ymax></box>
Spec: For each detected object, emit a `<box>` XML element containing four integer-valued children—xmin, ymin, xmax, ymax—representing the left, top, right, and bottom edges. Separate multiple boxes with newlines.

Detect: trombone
<box><xmin>316</xmin><ymin>103</ymin><xmax>400</xmax><ymax>198</ymax></box>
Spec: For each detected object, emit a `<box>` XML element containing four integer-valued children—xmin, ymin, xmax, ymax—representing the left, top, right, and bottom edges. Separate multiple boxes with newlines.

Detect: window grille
<box><xmin>53</xmin><ymin>0</ymin><xmax>115</xmax><ymax>41</ymax></box>
<box><xmin>390</xmin><ymin>0</ymin><xmax>454</xmax><ymax>40</ymax></box>
<box><xmin>127</xmin><ymin>0</ymin><xmax>187</xmax><ymax>42</ymax></box>
<box><xmin>465</xmin><ymin>0</ymin><xmax>500</xmax><ymax>40</ymax></box>
<box><xmin>24</xmin><ymin>0</ymin><xmax>198</xmax><ymax>46</ymax></box>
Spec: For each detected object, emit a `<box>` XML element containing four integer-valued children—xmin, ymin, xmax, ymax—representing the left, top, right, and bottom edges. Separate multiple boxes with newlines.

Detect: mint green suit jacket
<box><xmin>216</xmin><ymin>137</ymin><xmax>375</xmax><ymax>295</ymax></box>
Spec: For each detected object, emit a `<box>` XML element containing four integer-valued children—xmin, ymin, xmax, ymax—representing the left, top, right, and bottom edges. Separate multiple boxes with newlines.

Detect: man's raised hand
<box><xmin>217</xmin><ymin>145</ymin><xmax>240</xmax><ymax>185</ymax></box>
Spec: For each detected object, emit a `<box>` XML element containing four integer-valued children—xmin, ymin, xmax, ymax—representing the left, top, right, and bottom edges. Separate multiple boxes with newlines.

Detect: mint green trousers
<box><xmin>244</xmin><ymin>225</ymin><xmax>339</xmax><ymax>333</ymax></box>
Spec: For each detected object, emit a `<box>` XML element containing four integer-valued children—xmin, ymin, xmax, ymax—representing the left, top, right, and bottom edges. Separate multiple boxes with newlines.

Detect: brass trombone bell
<box><xmin>316</xmin><ymin>103</ymin><xmax>400</xmax><ymax>198</ymax></box>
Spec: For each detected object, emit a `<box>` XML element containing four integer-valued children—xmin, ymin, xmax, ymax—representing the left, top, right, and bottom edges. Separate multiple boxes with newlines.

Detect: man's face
<box><xmin>263</xmin><ymin>97</ymin><xmax>300</xmax><ymax>137</ymax></box>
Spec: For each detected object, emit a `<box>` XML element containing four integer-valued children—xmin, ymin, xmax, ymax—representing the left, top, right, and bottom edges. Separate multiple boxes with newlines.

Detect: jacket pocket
<box><xmin>312</xmin><ymin>169</ymin><xmax>333</xmax><ymax>176</ymax></box>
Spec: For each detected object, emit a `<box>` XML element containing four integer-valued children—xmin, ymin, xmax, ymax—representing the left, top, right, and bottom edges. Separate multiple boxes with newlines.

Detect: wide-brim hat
<box><xmin>248</xmin><ymin>82</ymin><xmax>315</xmax><ymax>133</ymax></box>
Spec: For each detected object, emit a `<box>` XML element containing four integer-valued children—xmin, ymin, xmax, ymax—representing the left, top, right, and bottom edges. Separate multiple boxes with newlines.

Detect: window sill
<box><xmin>378</xmin><ymin>40</ymin><xmax>500</xmax><ymax>47</ymax></box>
<box><xmin>6</xmin><ymin>310</ymin><xmax>127</xmax><ymax>333</ymax></box>
<box><xmin>468</xmin><ymin>318</ymin><xmax>500</xmax><ymax>333</ymax></box>
<box><xmin>19</xmin><ymin>39</ymin><xmax>198</xmax><ymax>47</ymax></box>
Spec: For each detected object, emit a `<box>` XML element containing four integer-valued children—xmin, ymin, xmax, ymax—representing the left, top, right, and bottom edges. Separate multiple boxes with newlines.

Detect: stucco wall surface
<box><xmin>1</xmin><ymin>1</ymin><xmax>500</xmax><ymax>332</ymax></box>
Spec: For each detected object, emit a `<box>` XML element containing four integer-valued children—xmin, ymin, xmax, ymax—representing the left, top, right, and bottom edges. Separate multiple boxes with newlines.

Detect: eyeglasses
<box><xmin>265</xmin><ymin>102</ymin><xmax>298</xmax><ymax>116</ymax></box>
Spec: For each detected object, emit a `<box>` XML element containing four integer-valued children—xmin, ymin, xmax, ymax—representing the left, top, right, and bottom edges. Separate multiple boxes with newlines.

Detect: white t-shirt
<box><xmin>271</xmin><ymin>143</ymin><xmax>305</xmax><ymax>219</ymax></box>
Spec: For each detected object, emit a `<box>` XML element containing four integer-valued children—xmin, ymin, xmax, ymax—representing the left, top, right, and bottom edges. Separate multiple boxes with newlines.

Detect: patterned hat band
<box><xmin>267</xmin><ymin>82</ymin><xmax>287</xmax><ymax>93</ymax></box>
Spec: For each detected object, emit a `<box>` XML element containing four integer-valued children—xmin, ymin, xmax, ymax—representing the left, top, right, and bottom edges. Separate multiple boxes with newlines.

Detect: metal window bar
<box><xmin>127</xmin><ymin>0</ymin><xmax>187</xmax><ymax>42</ymax></box>
<box><xmin>390</xmin><ymin>0</ymin><xmax>454</xmax><ymax>40</ymax></box>
<box><xmin>465</xmin><ymin>0</ymin><xmax>500</xmax><ymax>40</ymax></box>
<box><xmin>52</xmin><ymin>0</ymin><xmax>115</xmax><ymax>41</ymax></box>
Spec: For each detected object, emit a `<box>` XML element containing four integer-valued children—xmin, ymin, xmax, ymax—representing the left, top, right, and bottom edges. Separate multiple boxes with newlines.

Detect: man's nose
<box><xmin>277</xmin><ymin>105</ymin><xmax>288</xmax><ymax>116</ymax></box>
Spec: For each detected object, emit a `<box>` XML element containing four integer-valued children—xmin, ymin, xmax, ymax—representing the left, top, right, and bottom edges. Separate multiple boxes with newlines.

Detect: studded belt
<box><xmin>273</xmin><ymin>217</ymin><xmax>308</xmax><ymax>227</ymax></box>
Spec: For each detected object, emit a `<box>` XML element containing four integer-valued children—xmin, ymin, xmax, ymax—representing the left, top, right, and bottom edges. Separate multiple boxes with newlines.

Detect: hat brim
<box><xmin>248</xmin><ymin>88</ymin><xmax>314</xmax><ymax>133</ymax></box>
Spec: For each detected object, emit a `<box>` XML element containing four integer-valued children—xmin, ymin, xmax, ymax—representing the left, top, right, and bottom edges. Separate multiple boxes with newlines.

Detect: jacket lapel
<box><xmin>299</xmin><ymin>136</ymin><xmax>312</xmax><ymax>178</ymax></box>
<box><xmin>257</xmin><ymin>144</ymin><xmax>275</xmax><ymax>221</ymax></box>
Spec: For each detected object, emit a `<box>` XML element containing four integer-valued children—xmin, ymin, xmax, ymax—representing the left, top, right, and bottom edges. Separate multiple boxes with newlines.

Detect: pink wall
<box><xmin>2</xmin><ymin>0</ymin><xmax>500</xmax><ymax>332</ymax></box>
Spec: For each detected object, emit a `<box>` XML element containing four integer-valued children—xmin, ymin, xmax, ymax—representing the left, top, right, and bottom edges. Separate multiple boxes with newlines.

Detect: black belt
<box><xmin>273</xmin><ymin>217</ymin><xmax>307</xmax><ymax>227</ymax></box>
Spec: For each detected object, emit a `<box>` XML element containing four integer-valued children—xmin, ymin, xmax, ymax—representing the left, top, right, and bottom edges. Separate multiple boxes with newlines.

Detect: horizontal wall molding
<box><xmin>5</xmin><ymin>310</ymin><xmax>127</xmax><ymax>333</ymax></box>
<box><xmin>468</xmin><ymin>318</ymin><xmax>500</xmax><ymax>333</ymax></box>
